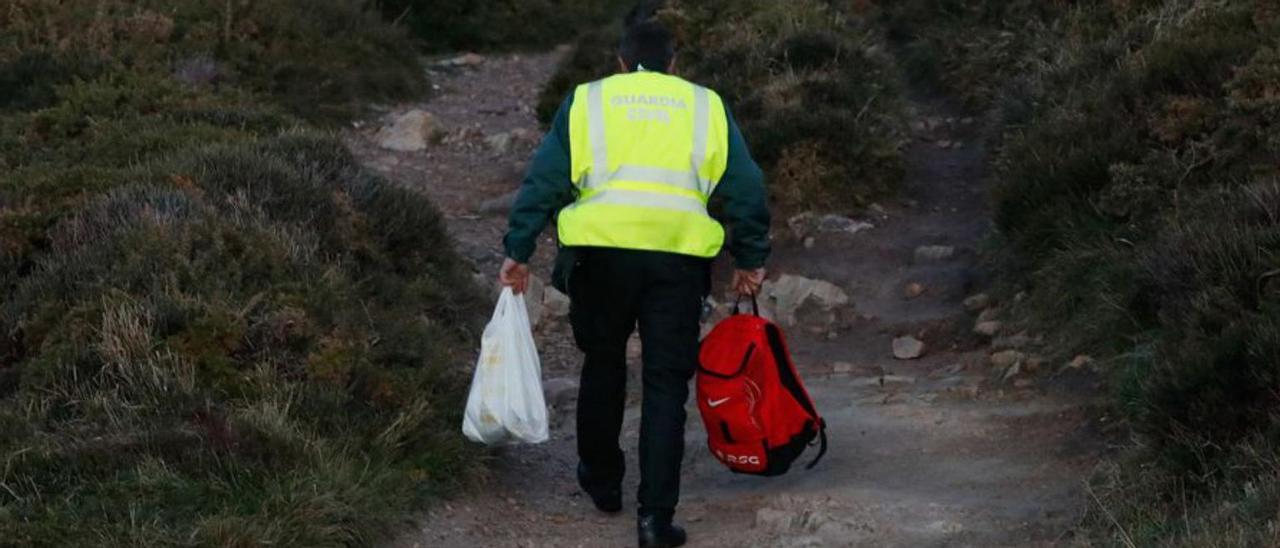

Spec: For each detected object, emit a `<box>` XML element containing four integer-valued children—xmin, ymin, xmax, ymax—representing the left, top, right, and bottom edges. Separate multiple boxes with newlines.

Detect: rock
<box><xmin>756</xmin><ymin>507</ymin><xmax>799</xmax><ymax>532</ymax></box>
<box><xmin>904</xmin><ymin>282</ymin><xmax>926</xmax><ymax>300</ymax></box>
<box><xmin>437</xmin><ymin>52</ymin><xmax>486</xmax><ymax>67</ymax></box>
<box><xmin>963</xmin><ymin>293</ymin><xmax>992</xmax><ymax>311</ymax></box>
<box><xmin>914</xmin><ymin>245</ymin><xmax>956</xmax><ymax>262</ymax></box>
<box><xmin>831</xmin><ymin>362</ymin><xmax>855</xmax><ymax>375</ymax></box>
<box><xmin>803</xmin><ymin>236</ymin><xmax>816</xmax><ymax>249</ymax></box>
<box><xmin>993</xmin><ymin>331</ymin><xmax>1036</xmax><ymax>350</ymax></box>
<box><xmin>443</xmin><ymin>126</ymin><xmax>485</xmax><ymax>146</ymax></box>
<box><xmin>543</xmin><ymin>286</ymin><xmax>571</xmax><ymax>318</ymax></box>
<box><xmin>754</xmin><ymin>496</ymin><xmax>860</xmax><ymax>541</ymax></box>
<box><xmin>485</xmin><ymin>132</ymin><xmax>514</xmax><ymax>154</ymax></box>
<box><xmin>990</xmin><ymin>350</ymin><xmax>1025</xmax><ymax>370</ymax></box>
<box><xmin>977</xmin><ymin>307</ymin><xmax>1001</xmax><ymax>323</ymax></box>
<box><xmin>817</xmin><ymin>214</ymin><xmax>874</xmax><ymax>235</ymax></box>
<box><xmin>936</xmin><ymin>139</ymin><xmax>954</xmax><ymax>148</ymax></box>
<box><xmin>375</xmin><ymin>109</ymin><xmax>443</xmax><ymax>152</ymax></box>
<box><xmin>523</xmin><ymin>276</ymin><xmax>546</xmax><ymax>327</ymax></box>
<box><xmin>933</xmin><ymin>363</ymin><xmax>966</xmax><ymax>377</ymax></box>
<box><xmin>1067</xmin><ymin>355</ymin><xmax>1093</xmax><ymax>370</ymax></box>
<box><xmin>892</xmin><ymin>336</ymin><xmax>926</xmax><ymax>360</ymax></box>
<box><xmin>762</xmin><ymin>274</ymin><xmax>850</xmax><ymax>326</ymax></box>
<box><xmin>1001</xmin><ymin>360</ymin><xmax>1023</xmax><ymax>382</ymax></box>
<box><xmin>543</xmin><ymin>377</ymin><xmax>579</xmax><ymax>409</ymax></box>
<box><xmin>927</xmin><ymin>520</ymin><xmax>965</xmax><ymax>535</ymax></box>
<box><xmin>973</xmin><ymin>321</ymin><xmax>1002</xmax><ymax>337</ymax></box>
<box><xmin>787</xmin><ymin>212</ymin><xmax>874</xmax><ymax>238</ymax></box>
<box><xmin>478</xmin><ymin>189</ymin><xmax>520</xmax><ymax>216</ymax></box>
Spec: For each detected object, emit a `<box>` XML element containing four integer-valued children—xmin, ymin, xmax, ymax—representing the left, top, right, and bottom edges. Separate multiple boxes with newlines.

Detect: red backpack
<box><xmin>697</xmin><ymin>299</ymin><xmax>827</xmax><ymax>476</ymax></box>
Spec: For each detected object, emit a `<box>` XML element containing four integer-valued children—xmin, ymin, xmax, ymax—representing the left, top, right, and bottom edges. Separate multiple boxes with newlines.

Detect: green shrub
<box><xmin>376</xmin><ymin>0</ymin><xmax>633</xmax><ymax>52</ymax></box>
<box><xmin>0</xmin><ymin>133</ymin><xmax>484</xmax><ymax>546</ymax></box>
<box><xmin>1</xmin><ymin>1</ymin><xmax>486</xmax><ymax>545</ymax></box>
<box><xmin>539</xmin><ymin>0</ymin><xmax>909</xmax><ymax>212</ymax></box>
<box><xmin>1</xmin><ymin>0</ymin><xmax>426</xmax><ymax>123</ymax></box>
<box><xmin>881</xmin><ymin>0</ymin><xmax>1280</xmax><ymax>544</ymax></box>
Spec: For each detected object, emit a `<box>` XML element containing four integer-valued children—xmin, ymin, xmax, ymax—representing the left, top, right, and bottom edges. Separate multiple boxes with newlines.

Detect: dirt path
<box><xmin>351</xmin><ymin>52</ymin><xmax>1105</xmax><ymax>548</ymax></box>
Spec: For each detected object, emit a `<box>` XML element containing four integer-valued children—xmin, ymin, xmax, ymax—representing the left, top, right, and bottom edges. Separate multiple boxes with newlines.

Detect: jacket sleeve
<box><xmin>503</xmin><ymin>95</ymin><xmax>577</xmax><ymax>263</ymax></box>
<box><xmin>712</xmin><ymin>108</ymin><xmax>771</xmax><ymax>269</ymax></box>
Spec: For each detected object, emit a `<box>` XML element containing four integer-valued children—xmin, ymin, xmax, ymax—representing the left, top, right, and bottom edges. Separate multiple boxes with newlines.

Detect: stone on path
<box><xmin>1067</xmin><ymin>355</ymin><xmax>1093</xmax><ymax>370</ymax></box>
<box><xmin>787</xmin><ymin>212</ymin><xmax>874</xmax><ymax>238</ymax></box>
<box><xmin>484</xmin><ymin>132</ymin><xmax>513</xmax><ymax>154</ymax></box>
<box><xmin>973</xmin><ymin>321</ymin><xmax>1002</xmax><ymax>337</ymax></box>
<box><xmin>543</xmin><ymin>286</ymin><xmax>570</xmax><ymax>318</ymax></box>
<box><xmin>477</xmin><ymin>189</ymin><xmax>520</xmax><ymax>216</ymax></box>
<box><xmin>523</xmin><ymin>275</ymin><xmax>546</xmax><ymax>327</ymax></box>
<box><xmin>892</xmin><ymin>336</ymin><xmax>926</xmax><ymax>360</ymax></box>
<box><xmin>762</xmin><ymin>274</ymin><xmax>850</xmax><ymax>327</ymax></box>
<box><xmin>990</xmin><ymin>350</ymin><xmax>1025</xmax><ymax>370</ymax></box>
<box><xmin>542</xmin><ymin>377</ymin><xmax>578</xmax><ymax>409</ymax></box>
<box><xmin>904</xmin><ymin>282</ymin><xmax>926</xmax><ymax>300</ymax></box>
<box><xmin>914</xmin><ymin>245</ymin><xmax>956</xmax><ymax>262</ymax></box>
<box><xmin>963</xmin><ymin>293</ymin><xmax>992</xmax><ymax>311</ymax></box>
<box><xmin>376</xmin><ymin>109</ymin><xmax>443</xmax><ymax>152</ymax></box>
<box><xmin>436</xmin><ymin>52</ymin><xmax>486</xmax><ymax>68</ymax></box>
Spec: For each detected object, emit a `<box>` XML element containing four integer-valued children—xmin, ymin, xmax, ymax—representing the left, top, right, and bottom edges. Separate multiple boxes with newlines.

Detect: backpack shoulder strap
<box><xmin>805</xmin><ymin>419</ymin><xmax>828</xmax><ymax>470</ymax></box>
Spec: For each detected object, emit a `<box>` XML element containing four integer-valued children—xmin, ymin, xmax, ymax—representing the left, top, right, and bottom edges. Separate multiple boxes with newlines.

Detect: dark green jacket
<box><xmin>503</xmin><ymin>88</ymin><xmax>771</xmax><ymax>270</ymax></box>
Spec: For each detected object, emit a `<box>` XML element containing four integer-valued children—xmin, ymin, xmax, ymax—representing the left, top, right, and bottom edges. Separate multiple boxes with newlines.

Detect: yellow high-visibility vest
<box><xmin>559</xmin><ymin>71</ymin><xmax>730</xmax><ymax>258</ymax></box>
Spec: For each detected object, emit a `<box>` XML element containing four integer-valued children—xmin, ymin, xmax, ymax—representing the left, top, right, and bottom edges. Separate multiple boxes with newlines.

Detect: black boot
<box><xmin>577</xmin><ymin>463</ymin><xmax>622</xmax><ymax>513</ymax></box>
<box><xmin>637</xmin><ymin>514</ymin><xmax>686</xmax><ymax>548</ymax></box>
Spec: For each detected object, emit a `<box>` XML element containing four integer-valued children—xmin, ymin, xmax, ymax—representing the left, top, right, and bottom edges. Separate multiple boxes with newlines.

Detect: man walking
<box><xmin>499</xmin><ymin>15</ymin><xmax>770</xmax><ymax>548</ymax></box>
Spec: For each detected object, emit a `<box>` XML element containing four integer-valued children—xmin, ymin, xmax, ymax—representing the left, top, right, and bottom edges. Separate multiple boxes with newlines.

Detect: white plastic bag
<box><xmin>462</xmin><ymin>287</ymin><xmax>549</xmax><ymax>445</ymax></box>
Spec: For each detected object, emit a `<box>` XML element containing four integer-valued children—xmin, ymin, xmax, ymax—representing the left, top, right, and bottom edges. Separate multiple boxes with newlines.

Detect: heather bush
<box><xmin>1</xmin><ymin>1</ymin><xmax>485</xmax><ymax>544</ymax></box>
<box><xmin>879</xmin><ymin>0</ymin><xmax>1280</xmax><ymax>543</ymax></box>
<box><xmin>377</xmin><ymin>0</ymin><xmax>633</xmax><ymax>52</ymax></box>
<box><xmin>539</xmin><ymin>0</ymin><xmax>909</xmax><ymax>211</ymax></box>
<box><xmin>2</xmin><ymin>0</ymin><xmax>426</xmax><ymax>122</ymax></box>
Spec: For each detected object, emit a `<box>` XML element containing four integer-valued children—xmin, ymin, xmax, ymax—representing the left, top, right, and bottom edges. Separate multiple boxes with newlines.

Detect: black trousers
<box><xmin>568</xmin><ymin>247</ymin><xmax>710</xmax><ymax>517</ymax></box>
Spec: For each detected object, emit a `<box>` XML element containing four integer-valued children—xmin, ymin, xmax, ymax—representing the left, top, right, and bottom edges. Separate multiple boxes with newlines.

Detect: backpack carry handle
<box><xmin>733</xmin><ymin>294</ymin><xmax>760</xmax><ymax>316</ymax></box>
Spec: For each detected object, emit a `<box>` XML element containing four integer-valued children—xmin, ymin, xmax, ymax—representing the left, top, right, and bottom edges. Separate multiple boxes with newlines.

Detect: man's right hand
<box><xmin>499</xmin><ymin>258</ymin><xmax>531</xmax><ymax>294</ymax></box>
<box><xmin>732</xmin><ymin>268</ymin><xmax>767</xmax><ymax>297</ymax></box>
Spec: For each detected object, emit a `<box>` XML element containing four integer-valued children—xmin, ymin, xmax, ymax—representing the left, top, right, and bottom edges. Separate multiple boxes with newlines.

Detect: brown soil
<box><xmin>351</xmin><ymin>51</ymin><xmax>1106</xmax><ymax>548</ymax></box>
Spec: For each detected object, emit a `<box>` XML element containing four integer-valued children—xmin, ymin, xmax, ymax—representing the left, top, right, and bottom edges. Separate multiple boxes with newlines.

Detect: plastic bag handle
<box><xmin>733</xmin><ymin>294</ymin><xmax>760</xmax><ymax>317</ymax></box>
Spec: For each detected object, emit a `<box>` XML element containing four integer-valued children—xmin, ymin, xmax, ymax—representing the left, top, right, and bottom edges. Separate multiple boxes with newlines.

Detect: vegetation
<box><xmin>878</xmin><ymin>0</ymin><xmax>1280</xmax><ymax>545</ymax></box>
<box><xmin>1</xmin><ymin>1</ymin><xmax>484</xmax><ymax>545</ymax></box>
<box><xmin>376</xmin><ymin>0</ymin><xmax>634</xmax><ymax>52</ymax></box>
<box><xmin>539</xmin><ymin>0</ymin><xmax>910</xmax><ymax>212</ymax></box>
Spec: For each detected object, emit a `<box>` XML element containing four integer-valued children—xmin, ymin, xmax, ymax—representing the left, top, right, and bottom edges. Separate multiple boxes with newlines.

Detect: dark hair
<box><xmin>624</xmin><ymin>1</ymin><xmax>663</xmax><ymax>27</ymax></box>
<box><xmin>619</xmin><ymin>20</ymin><xmax>676</xmax><ymax>72</ymax></box>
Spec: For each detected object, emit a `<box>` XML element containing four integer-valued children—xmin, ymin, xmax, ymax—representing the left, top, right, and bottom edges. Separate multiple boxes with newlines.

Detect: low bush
<box><xmin>376</xmin><ymin>0</ymin><xmax>634</xmax><ymax>52</ymax></box>
<box><xmin>2</xmin><ymin>0</ymin><xmax>427</xmax><ymax>123</ymax></box>
<box><xmin>2</xmin><ymin>1</ymin><xmax>485</xmax><ymax>544</ymax></box>
<box><xmin>879</xmin><ymin>0</ymin><xmax>1280</xmax><ymax>544</ymax></box>
<box><xmin>538</xmin><ymin>0</ymin><xmax>910</xmax><ymax>212</ymax></box>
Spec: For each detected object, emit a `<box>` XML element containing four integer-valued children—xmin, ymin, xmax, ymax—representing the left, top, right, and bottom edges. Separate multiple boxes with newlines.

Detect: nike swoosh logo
<box><xmin>707</xmin><ymin>397</ymin><xmax>731</xmax><ymax>408</ymax></box>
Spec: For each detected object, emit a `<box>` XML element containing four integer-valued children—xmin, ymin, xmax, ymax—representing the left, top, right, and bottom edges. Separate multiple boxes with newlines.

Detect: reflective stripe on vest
<box><xmin>559</xmin><ymin>72</ymin><xmax>730</xmax><ymax>258</ymax></box>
